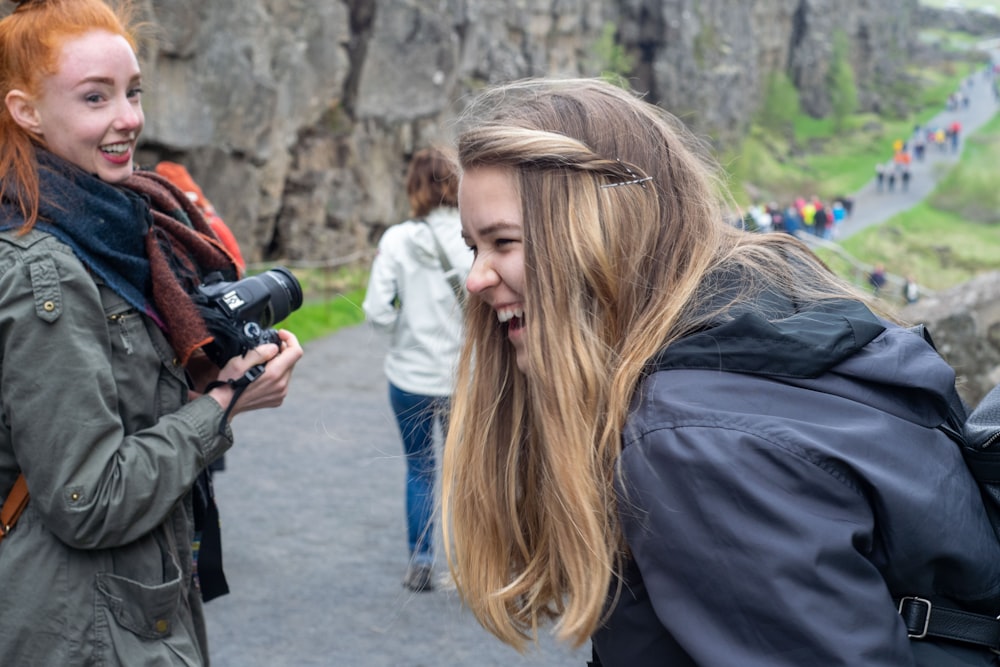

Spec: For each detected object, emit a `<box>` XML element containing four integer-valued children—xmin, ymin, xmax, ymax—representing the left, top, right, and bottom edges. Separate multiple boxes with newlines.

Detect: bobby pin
<box><xmin>601</xmin><ymin>175</ymin><xmax>653</xmax><ymax>189</ymax></box>
<box><xmin>601</xmin><ymin>160</ymin><xmax>652</xmax><ymax>189</ymax></box>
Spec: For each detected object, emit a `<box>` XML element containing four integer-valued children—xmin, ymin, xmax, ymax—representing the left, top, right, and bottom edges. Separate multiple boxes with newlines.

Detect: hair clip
<box><xmin>601</xmin><ymin>175</ymin><xmax>652</xmax><ymax>189</ymax></box>
<box><xmin>600</xmin><ymin>160</ymin><xmax>652</xmax><ymax>189</ymax></box>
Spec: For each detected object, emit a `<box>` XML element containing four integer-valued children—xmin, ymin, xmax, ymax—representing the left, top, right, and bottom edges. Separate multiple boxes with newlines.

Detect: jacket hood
<box><xmin>651</xmin><ymin>298</ymin><xmax>958</xmax><ymax>429</ymax></box>
<box><xmin>653</xmin><ymin>299</ymin><xmax>884</xmax><ymax>378</ymax></box>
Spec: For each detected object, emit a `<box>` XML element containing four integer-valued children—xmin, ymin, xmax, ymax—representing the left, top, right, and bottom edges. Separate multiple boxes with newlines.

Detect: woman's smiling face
<box><xmin>459</xmin><ymin>165</ymin><xmax>528</xmax><ymax>374</ymax></box>
<box><xmin>17</xmin><ymin>29</ymin><xmax>144</xmax><ymax>183</ymax></box>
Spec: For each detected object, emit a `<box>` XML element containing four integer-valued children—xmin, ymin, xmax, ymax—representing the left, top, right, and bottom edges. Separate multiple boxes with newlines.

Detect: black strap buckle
<box><xmin>898</xmin><ymin>596</ymin><xmax>931</xmax><ymax>639</ymax></box>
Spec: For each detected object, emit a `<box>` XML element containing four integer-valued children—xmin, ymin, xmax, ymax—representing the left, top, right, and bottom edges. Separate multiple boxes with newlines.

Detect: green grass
<box><xmin>279</xmin><ymin>288</ymin><xmax>367</xmax><ymax>344</ymax></box>
<box><xmin>831</xmin><ymin>203</ymin><xmax>1000</xmax><ymax>289</ymax></box>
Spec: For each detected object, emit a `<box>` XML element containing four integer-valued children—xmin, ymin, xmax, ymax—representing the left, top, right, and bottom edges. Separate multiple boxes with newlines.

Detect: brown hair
<box><xmin>0</xmin><ymin>0</ymin><xmax>138</xmax><ymax>230</ymax></box>
<box><xmin>405</xmin><ymin>146</ymin><xmax>459</xmax><ymax>218</ymax></box>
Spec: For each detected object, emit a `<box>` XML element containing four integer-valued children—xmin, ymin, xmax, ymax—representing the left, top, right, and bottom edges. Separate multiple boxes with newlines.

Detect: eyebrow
<box><xmin>470</xmin><ymin>220</ymin><xmax>521</xmax><ymax>237</ymax></box>
<box><xmin>75</xmin><ymin>74</ymin><xmax>141</xmax><ymax>88</ymax></box>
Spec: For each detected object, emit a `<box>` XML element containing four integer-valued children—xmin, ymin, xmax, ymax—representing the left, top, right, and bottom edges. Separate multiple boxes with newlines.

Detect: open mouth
<box><xmin>101</xmin><ymin>141</ymin><xmax>131</xmax><ymax>156</ymax></box>
<box><xmin>497</xmin><ymin>307</ymin><xmax>525</xmax><ymax>334</ymax></box>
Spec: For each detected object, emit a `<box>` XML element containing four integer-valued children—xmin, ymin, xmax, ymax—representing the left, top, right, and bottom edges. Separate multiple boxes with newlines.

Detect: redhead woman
<box><xmin>0</xmin><ymin>1</ymin><xmax>302</xmax><ymax>664</ymax></box>
<box><xmin>441</xmin><ymin>78</ymin><xmax>1000</xmax><ymax>666</ymax></box>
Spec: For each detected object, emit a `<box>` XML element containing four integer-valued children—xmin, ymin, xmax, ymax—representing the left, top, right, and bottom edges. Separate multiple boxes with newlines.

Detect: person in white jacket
<box><xmin>362</xmin><ymin>147</ymin><xmax>470</xmax><ymax>591</ymax></box>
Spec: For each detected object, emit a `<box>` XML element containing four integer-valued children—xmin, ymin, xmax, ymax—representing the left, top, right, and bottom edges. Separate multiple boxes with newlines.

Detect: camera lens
<box><xmin>257</xmin><ymin>267</ymin><xmax>304</xmax><ymax>328</ymax></box>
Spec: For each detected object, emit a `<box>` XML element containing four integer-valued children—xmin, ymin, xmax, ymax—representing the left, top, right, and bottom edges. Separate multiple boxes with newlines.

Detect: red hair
<box><xmin>0</xmin><ymin>0</ymin><xmax>139</xmax><ymax>230</ymax></box>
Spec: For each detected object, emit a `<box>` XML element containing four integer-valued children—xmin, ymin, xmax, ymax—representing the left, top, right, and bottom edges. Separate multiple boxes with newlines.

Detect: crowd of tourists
<box><xmin>742</xmin><ymin>195</ymin><xmax>853</xmax><ymax>239</ymax></box>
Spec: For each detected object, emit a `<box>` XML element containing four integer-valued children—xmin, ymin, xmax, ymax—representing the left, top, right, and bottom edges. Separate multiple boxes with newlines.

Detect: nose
<box><xmin>465</xmin><ymin>254</ymin><xmax>499</xmax><ymax>295</ymax></box>
<box><xmin>113</xmin><ymin>96</ymin><xmax>143</xmax><ymax>134</ymax></box>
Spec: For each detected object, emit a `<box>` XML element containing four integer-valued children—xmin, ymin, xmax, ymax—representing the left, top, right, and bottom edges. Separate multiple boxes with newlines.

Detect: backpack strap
<box><xmin>417</xmin><ymin>218</ymin><xmax>465</xmax><ymax>306</ymax></box>
<box><xmin>896</xmin><ymin>596</ymin><xmax>1000</xmax><ymax>652</ymax></box>
<box><xmin>0</xmin><ymin>473</ymin><xmax>29</xmax><ymax>544</ymax></box>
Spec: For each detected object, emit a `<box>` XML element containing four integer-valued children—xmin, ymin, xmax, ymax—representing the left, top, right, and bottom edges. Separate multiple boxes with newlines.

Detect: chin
<box><xmin>99</xmin><ymin>166</ymin><xmax>134</xmax><ymax>184</ymax></box>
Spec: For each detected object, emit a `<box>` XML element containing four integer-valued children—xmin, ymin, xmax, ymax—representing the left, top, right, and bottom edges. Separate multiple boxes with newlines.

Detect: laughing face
<box><xmin>8</xmin><ymin>29</ymin><xmax>143</xmax><ymax>183</ymax></box>
<box><xmin>459</xmin><ymin>165</ymin><xmax>528</xmax><ymax>373</ymax></box>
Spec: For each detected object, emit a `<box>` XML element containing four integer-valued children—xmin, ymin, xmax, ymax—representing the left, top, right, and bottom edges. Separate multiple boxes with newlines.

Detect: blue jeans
<box><xmin>388</xmin><ymin>384</ymin><xmax>448</xmax><ymax>566</ymax></box>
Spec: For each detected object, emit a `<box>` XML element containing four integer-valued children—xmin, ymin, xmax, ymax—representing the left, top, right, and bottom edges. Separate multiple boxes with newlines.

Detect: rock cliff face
<box><xmin>902</xmin><ymin>272</ymin><xmax>1000</xmax><ymax>409</ymax></box>
<box><xmin>61</xmin><ymin>0</ymin><xmax>915</xmax><ymax>263</ymax></box>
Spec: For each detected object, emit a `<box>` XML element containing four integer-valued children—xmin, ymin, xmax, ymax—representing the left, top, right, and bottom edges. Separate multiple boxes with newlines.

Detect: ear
<box><xmin>5</xmin><ymin>89</ymin><xmax>42</xmax><ymax>135</ymax></box>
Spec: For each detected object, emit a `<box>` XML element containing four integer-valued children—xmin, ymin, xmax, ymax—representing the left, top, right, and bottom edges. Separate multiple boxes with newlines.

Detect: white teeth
<box><xmin>101</xmin><ymin>142</ymin><xmax>130</xmax><ymax>154</ymax></box>
<box><xmin>496</xmin><ymin>307</ymin><xmax>523</xmax><ymax>324</ymax></box>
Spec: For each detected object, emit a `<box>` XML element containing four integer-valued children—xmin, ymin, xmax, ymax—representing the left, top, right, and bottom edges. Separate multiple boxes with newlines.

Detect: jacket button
<box><xmin>155</xmin><ymin>619</ymin><xmax>170</xmax><ymax>633</ymax></box>
<box><xmin>70</xmin><ymin>492</ymin><xmax>80</xmax><ymax>502</ymax></box>
<box><xmin>42</xmin><ymin>301</ymin><xmax>55</xmax><ymax>312</ymax></box>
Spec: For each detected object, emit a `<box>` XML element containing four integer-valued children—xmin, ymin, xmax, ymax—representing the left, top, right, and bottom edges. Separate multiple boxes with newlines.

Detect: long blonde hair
<box><xmin>440</xmin><ymin>78</ymin><xmax>872</xmax><ymax>649</ymax></box>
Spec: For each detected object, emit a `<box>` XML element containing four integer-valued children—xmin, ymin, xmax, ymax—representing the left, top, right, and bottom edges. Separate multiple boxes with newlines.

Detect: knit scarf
<box><xmin>1</xmin><ymin>150</ymin><xmax>238</xmax><ymax>365</ymax></box>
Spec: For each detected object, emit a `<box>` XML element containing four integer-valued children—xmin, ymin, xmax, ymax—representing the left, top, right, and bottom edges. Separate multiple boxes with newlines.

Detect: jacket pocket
<box><xmin>95</xmin><ymin>560</ymin><xmax>182</xmax><ymax>640</ymax></box>
<box><xmin>91</xmin><ymin>549</ymin><xmax>202</xmax><ymax>666</ymax></box>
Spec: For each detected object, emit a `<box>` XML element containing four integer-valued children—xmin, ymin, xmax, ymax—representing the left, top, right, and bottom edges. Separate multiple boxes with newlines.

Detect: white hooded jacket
<box><xmin>362</xmin><ymin>207</ymin><xmax>470</xmax><ymax>396</ymax></box>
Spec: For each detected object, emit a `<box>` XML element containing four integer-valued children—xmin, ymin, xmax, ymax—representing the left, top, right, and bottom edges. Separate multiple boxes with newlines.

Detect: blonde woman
<box><xmin>442</xmin><ymin>78</ymin><xmax>1000</xmax><ymax>666</ymax></box>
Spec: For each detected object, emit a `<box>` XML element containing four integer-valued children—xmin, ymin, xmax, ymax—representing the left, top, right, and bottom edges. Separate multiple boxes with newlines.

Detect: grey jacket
<box><xmin>594</xmin><ymin>299</ymin><xmax>1000</xmax><ymax>666</ymax></box>
<box><xmin>0</xmin><ymin>229</ymin><xmax>233</xmax><ymax>666</ymax></box>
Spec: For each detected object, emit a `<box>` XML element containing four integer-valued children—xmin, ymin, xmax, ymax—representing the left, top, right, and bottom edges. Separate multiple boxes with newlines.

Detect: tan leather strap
<box><xmin>0</xmin><ymin>473</ymin><xmax>29</xmax><ymax>543</ymax></box>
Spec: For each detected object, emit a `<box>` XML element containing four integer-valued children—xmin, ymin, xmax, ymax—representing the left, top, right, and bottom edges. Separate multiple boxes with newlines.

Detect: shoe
<box><xmin>403</xmin><ymin>563</ymin><xmax>434</xmax><ymax>592</ymax></box>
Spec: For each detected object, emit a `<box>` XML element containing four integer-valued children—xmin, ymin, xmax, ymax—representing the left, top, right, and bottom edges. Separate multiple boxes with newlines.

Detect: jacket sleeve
<box><xmin>617</xmin><ymin>422</ymin><xmax>916</xmax><ymax>667</ymax></box>
<box><xmin>0</xmin><ymin>242</ymin><xmax>231</xmax><ymax>549</ymax></box>
<box><xmin>361</xmin><ymin>228</ymin><xmax>401</xmax><ymax>332</ymax></box>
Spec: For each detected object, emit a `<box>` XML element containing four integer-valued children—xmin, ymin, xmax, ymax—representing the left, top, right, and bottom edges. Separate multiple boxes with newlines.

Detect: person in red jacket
<box><xmin>154</xmin><ymin>161</ymin><xmax>247</xmax><ymax>275</ymax></box>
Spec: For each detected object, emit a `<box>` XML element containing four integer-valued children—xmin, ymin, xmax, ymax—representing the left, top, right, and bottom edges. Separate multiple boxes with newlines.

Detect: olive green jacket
<box><xmin>0</xmin><ymin>229</ymin><xmax>233</xmax><ymax>666</ymax></box>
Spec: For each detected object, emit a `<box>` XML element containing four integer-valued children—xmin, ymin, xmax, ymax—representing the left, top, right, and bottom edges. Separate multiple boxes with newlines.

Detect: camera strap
<box><xmin>205</xmin><ymin>364</ymin><xmax>267</xmax><ymax>436</ymax></box>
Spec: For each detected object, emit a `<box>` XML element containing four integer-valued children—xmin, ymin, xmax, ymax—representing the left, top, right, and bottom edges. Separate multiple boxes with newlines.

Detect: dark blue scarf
<box><xmin>1</xmin><ymin>150</ymin><xmax>162</xmax><ymax>325</ymax></box>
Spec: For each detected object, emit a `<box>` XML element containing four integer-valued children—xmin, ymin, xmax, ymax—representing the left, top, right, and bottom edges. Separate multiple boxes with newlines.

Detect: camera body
<box><xmin>193</xmin><ymin>267</ymin><xmax>303</xmax><ymax>367</ymax></box>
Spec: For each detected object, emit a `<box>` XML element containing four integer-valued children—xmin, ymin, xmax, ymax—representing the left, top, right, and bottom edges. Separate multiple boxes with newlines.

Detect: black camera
<box><xmin>193</xmin><ymin>267</ymin><xmax>303</xmax><ymax>367</ymax></box>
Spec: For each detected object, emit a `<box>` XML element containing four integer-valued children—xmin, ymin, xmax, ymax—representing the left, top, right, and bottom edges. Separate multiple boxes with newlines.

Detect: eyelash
<box><xmin>84</xmin><ymin>88</ymin><xmax>142</xmax><ymax>104</ymax></box>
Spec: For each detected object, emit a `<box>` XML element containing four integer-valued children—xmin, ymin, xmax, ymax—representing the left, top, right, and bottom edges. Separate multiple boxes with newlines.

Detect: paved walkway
<box><xmin>205</xmin><ymin>59</ymin><xmax>999</xmax><ymax>667</ymax></box>
<box><xmin>838</xmin><ymin>60</ymin><xmax>998</xmax><ymax>239</ymax></box>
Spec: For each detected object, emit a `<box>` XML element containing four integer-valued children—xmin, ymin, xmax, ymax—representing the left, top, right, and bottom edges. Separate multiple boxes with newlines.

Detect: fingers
<box><xmin>221</xmin><ymin>329</ymin><xmax>303</xmax><ymax>418</ymax></box>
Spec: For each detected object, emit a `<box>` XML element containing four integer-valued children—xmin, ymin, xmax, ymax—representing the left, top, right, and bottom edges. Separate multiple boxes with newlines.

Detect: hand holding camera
<box><xmin>190</xmin><ymin>267</ymin><xmax>306</xmax><ymax>420</ymax></box>
<box><xmin>206</xmin><ymin>328</ymin><xmax>303</xmax><ymax>419</ymax></box>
